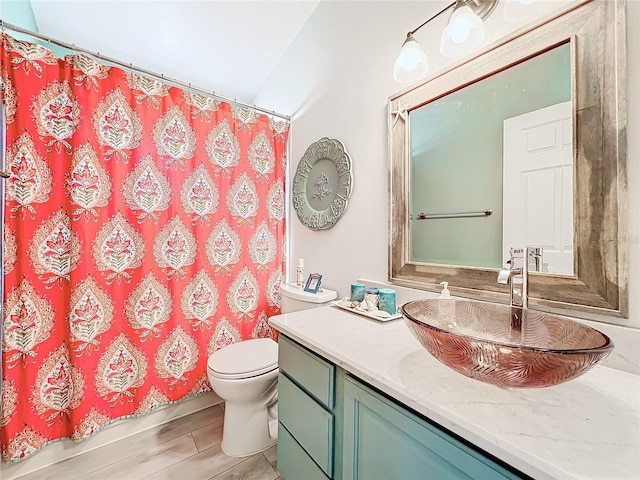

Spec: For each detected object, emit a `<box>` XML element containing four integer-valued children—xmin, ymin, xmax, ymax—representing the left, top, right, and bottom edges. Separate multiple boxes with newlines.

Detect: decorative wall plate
<box><xmin>292</xmin><ymin>137</ymin><xmax>353</xmax><ymax>230</ymax></box>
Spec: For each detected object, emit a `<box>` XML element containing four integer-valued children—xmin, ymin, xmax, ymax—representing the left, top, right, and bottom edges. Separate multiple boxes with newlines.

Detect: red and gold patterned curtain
<box><xmin>0</xmin><ymin>33</ymin><xmax>289</xmax><ymax>462</ymax></box>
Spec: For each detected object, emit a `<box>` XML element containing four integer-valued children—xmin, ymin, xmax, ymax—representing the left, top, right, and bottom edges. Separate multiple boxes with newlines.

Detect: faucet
<box><xmin>498</xmin><ymin>247</ymin><xmax>543</xmax><ymax>338</ymax></box>
<box><xmin>497</xmin><ymin>247</ymin><xmax>544</xmax><ymax>308</ymax></box>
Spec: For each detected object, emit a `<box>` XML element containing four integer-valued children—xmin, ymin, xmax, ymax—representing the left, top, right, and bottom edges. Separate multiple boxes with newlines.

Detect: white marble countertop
<box><xmin>269</xmin><ymin>305</ymin><xmax>640</xmax><ymax>480</ymax></box>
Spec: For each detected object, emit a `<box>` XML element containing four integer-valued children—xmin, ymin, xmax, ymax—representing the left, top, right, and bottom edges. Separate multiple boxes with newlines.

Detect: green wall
<box><xmin>0</xmin><ymin>0</ymin><xmax>38</xmax><ymax>36</ymax></box>
<box><xmin>1</xmin><ymin>1</ymin><xmax>76</xmax><ymax>59</ymax></box>
<box><xmin>410</xmin><ymin>43</ymin><xmax>571</xmax><ymax>268</ymax></box>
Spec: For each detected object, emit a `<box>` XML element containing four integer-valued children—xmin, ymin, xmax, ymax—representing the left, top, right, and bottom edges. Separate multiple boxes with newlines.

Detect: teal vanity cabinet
<box><xmin>277</xmin><ymin>335</ymin><xmax>523</xmax><ymax>480</ymax></box>
<box><xmin>277</xmin><ymin>335</ymin><xmax>338</xmax><ymax>479</ymax></box>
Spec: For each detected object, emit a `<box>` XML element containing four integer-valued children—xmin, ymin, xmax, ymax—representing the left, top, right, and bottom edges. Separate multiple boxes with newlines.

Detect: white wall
<box><xmin>255</xmin><ymin>0</ymin><xmax>640</xmax><ymax>374</ymax></box>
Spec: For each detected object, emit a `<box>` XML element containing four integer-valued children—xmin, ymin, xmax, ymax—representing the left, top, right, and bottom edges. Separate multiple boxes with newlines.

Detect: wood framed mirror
<box><xmin>388</xmin><ymin>0</ymin><xmax>627</xmax><ymax>320</ymax></box>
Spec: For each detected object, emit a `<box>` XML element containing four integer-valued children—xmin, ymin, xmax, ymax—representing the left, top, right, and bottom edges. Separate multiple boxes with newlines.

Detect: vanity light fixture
<box><xmin>392</xmin><ymin>0</ymin><xmax>552</xmax><ymax>81</ymax></box>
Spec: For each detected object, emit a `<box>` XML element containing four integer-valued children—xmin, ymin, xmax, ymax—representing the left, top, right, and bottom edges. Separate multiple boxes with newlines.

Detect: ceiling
<box><xmin>29</xmin><ymin>0</ymin><xmax>321</xmax><ymax>107</ymax></box>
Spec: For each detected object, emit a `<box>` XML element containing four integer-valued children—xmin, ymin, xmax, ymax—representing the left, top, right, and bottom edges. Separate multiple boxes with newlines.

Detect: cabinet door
<box><xmin>342</xmin><ymin>376</ymin><xmax>521</xmax><ymax>480</ymax></box>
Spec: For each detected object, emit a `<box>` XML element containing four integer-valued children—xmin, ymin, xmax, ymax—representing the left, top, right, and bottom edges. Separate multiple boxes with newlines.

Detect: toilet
<box><xmin>207</xmin><ymin>283</ymin><xmax>337</xmax><ymax>457</ymax></box>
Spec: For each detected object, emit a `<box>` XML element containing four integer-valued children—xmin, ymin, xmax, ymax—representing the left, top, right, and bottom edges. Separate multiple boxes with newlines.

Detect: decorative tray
<box><xmin>331</xmin><ymin>300</ymin><xmax>403</xmax><ymax>323</ymax></box>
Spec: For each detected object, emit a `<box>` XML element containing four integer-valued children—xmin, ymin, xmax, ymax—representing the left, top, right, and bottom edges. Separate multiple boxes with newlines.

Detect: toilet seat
<box><xmin>208</xmin><ymin>338</ymin><xmax>278</xmax><ymax>380</ymax></box>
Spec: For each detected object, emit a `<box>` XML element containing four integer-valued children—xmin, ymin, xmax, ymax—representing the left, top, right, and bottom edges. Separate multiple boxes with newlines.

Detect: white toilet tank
<box><xmin>280</xmin><ymin>284</ymin><xmax>337</xmax><ymax>313</ymax></box>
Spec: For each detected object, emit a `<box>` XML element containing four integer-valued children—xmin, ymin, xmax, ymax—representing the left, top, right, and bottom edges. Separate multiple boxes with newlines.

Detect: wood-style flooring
<box><xmin>14</xmin><ymin>405</ymin><xmax>281</xmax><ymax>480</ymax></box>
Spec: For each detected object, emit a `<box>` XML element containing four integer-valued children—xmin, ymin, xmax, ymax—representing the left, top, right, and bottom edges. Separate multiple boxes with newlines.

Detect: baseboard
<box><xmin>0</xmin><ymin>391</ymin><xmax>222</xmax><ymax>480</ymax></box>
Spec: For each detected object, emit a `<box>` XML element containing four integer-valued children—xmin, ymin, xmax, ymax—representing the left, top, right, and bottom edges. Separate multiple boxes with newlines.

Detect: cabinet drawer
<box><xmin>279</xmin><ymin>373</ymin><xmax>334</xmax><ymax>476</ymax></box>
<box><xmin>278</xmin><ymin>423</ymin><xmax>329</xmax><ymax>480</ymax></box>
<box><xmin>279</xmin><ymin>335</ymin><xmax>335</xmax><ymax>408</ymax></box>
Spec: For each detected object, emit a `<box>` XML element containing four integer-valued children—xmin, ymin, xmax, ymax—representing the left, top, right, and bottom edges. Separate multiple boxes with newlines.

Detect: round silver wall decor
<box><xmin>292</xmin><ymin>137</ymin><xmax>353</xmax><ymax>230</ymax></box>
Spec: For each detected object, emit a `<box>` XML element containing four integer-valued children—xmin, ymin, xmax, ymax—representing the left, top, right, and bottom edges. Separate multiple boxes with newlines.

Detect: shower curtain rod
<box><xmin>0</xmin><ymin>20</ymin><xmax>292</xmax><ymax>121</ymax></box>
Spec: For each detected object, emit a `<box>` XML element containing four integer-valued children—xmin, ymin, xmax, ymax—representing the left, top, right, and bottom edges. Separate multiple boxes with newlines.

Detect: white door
<box><xmin>503</xmin><ymin>102</ymin><xmax>573</xmax><ymax>275</ymax></box>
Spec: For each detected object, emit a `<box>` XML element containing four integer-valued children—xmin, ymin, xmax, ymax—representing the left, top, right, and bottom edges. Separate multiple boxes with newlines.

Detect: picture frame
<box><xmin>304</xmin><ymin>273</ymin><xmax>323</xmax><ymax>293</ymax></box>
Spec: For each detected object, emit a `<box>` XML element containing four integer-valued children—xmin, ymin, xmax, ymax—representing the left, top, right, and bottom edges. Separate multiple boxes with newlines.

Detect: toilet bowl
<box><xmin>207</xmin><ymin>284</ymin><xmax>337</xmax><ymax>457</ymax></box>
<box><xmin>207</xmin><ymin>338</ymin><xmax>279</xmax><ymax>457</ymax></box>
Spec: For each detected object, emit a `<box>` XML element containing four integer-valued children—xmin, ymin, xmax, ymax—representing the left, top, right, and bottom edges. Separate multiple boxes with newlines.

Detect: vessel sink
<box><xmin>401</xmin><ymin>299</ymin><xmax>614</xmax><ymax>388</ymax></box>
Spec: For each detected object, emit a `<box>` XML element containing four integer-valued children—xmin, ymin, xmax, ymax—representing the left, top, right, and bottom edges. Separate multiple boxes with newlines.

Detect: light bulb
<box><xmin>440</xmin><ymin>5</ymin><xmax>485</xmax><ymax>57</ymax></box>
<box><xmin>393</xmin><ymin>34</ymin><xmax>429</xmax><ymax>82</ymax></box>
<box><xmin>449</xmin><ymin>24</ymin><xmax>472</xmax><ymax>44</ymax></box>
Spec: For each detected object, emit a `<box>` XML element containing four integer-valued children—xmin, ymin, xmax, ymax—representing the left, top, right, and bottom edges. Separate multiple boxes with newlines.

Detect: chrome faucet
<box><xmin>497</xmin><ymin>247</ymin><xmax>542</xmax><ymax>309</ymax></box>
<box><xmin>498</xmin><ymin>247</ymin><xmax>528</xmax><ymax>308</ymax></box>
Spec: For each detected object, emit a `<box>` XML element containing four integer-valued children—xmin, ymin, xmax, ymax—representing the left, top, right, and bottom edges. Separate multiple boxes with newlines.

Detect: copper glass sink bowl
<box><xmin>401</xmin><ymin>299</ymin><xmax>614</xmax><ymax>388</ymax></box>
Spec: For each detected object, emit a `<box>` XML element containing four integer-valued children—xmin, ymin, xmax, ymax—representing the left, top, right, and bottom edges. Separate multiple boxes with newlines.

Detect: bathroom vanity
<box><xmin>276</xmin><ymin>335</ymin><xmax>518</xmax><ymax>479</ymax></box>
<box><xmin>269</xmin><ymin>306</ymin><xmax>640</xmax><ymax>479</ymax></box>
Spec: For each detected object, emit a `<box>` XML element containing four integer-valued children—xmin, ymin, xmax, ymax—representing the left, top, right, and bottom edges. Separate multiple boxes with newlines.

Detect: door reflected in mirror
<box><xmin>409</xmin><ymin>43</ymin><xmax>572</xmax><ymax>274</ymax></box>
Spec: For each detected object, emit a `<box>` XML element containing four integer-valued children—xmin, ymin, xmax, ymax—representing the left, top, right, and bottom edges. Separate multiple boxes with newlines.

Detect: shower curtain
<box><xmin>0</xmin><ymin>33</ymin><xmax>289</xmax><ymax>462</ymax></box>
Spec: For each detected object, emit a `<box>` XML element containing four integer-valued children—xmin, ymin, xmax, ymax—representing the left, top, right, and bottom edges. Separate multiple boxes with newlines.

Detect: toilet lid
<box><xmin>208</xmin><ymin>338</ymin><xmax>278</xmax><ymax>379</ymax></box>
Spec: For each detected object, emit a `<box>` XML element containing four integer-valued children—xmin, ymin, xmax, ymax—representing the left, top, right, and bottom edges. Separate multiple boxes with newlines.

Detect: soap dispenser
<box><xmin>438</xmin><ymin>281</ymin><xmax>456</xmax><ymax>328</ymax></box>
<box><xmin>439</xmin><ymin>281</ymin><xmax>452</xmax><ymax>299</ymax></box>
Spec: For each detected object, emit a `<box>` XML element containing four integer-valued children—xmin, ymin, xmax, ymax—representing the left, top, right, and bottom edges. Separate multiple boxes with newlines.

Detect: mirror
<box><xmin>389</xmin><ymin>0</ymin><xmax>627</xmax><ymax>320</ymax></box>
<box><xmin>409</xmin><ymin>43</ymin><xmax>572</xmax><ymax>273</ymax></box>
